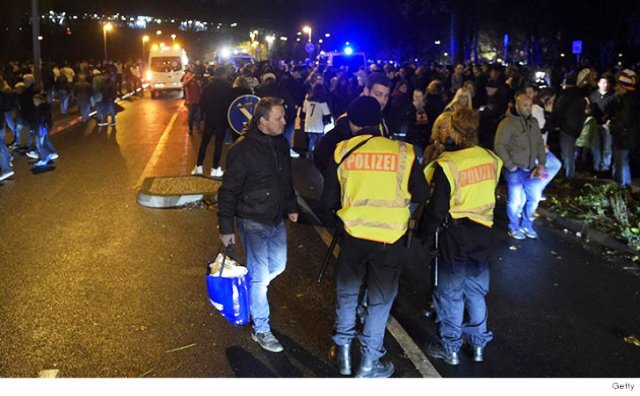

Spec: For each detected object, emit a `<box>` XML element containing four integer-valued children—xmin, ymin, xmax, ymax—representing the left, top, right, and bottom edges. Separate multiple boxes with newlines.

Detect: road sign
<box><xmin>305</xmin><ymin>42</ymin><xmax>315</xmax><ymax>55</ymax></box>
<box><xmin>572</xmin><ymin>40</ymin><xmax>582</xmax><ymax>55</ymax></box>
<box><xmin>227</xmin><ymin>94</ymin><xmax>260</xmax><ymax>134</ymax></box>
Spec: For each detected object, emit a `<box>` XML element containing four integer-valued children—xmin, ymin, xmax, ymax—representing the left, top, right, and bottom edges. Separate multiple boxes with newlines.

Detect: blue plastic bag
<box><xmin>206</xmin><ymin>247</ymin><xmax>251</xmax><ymax>326</ymax></box>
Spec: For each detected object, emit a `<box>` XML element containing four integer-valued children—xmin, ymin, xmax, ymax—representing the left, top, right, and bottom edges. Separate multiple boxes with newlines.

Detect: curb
<box><xmin>536</xmin><ymin>206</ymin><xmax>638</xmax><ymax>256</ymax></box>
<box><xmin>136</xmin><ymin>175</ymin><xmax>220</xmax><ymax>209</ymax></box>
<box><xmin>497</xmin><ymin>185</ymin><xmax>638</xmax><ymax>256</ymax></box>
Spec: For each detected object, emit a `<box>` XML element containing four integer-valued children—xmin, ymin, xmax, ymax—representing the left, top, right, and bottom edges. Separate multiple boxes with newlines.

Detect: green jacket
<box><xmin>494</xmin><ymin>109</ymin><xmax>546</xmax><ymax>170</ymax></box>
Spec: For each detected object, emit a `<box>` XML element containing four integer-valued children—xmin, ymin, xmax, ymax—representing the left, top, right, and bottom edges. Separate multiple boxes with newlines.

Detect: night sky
<box><xmin>2</xmin><ymin>0</ymin><xmax>640</xmax><ymax>64</ymax></box>
<box><xmin>5</xmin><ymin>0</ymin><xmax>640</xmax><ymax>40</ymax></box>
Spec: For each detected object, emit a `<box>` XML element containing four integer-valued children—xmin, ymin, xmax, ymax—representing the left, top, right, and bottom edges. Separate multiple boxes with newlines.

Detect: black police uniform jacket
<box><xmin>217</xmin><ymin>124</ymin><xmax>298</xmax><ymax>235</ymax></box>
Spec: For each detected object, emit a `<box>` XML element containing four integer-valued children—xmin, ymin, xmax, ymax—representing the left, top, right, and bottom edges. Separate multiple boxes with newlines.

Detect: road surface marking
<box><xmin>134</xmin><ymin>109</ymin><xmax>180</xmax><ymax>190</ymax></box>
<box><xmin>296</xmin><ymin>194</ymin><xmax>441</xmax><ymax>378</ymax></box>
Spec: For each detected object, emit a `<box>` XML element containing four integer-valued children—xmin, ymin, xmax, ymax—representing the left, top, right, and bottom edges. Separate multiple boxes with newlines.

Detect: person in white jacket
<box><xmin>301</xmin><ymin>83</ymin><xmax>331</xmax><ymax>158</ymax></box>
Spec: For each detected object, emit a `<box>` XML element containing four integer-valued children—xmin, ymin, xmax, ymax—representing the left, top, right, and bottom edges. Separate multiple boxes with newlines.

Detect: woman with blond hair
<box><xmin>422</xmin><ymin>111</ymin><xmax>452</xmax><ymax>166</ymax></box>
<box><xmin>418</xmin><ymin>107</ymin><xmax>502</xmax><ymax>366</ymax></box>
<box><xmin>444</xmin><ymin>87</ymin><xmax>473</xmax><ymax>112</ymax></box>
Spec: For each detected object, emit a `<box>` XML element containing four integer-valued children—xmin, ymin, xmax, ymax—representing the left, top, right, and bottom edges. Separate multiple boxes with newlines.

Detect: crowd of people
<box><xmin>2</xmin><ymin>51</ymin><xmax>638</xmax><ymax>376</ymax></box>
<box><xmin>0</xmin><ymin>58</ymin><xmax>145</xmax><ymax>181</ymax></box>
<box><xmin>178</xmin><ymin>58</ymin><xmax>638</xmax><ymax>189</ymax></box>
<box><xmin>205</xmin><ymin>59</ymin><xmax>638</xmax><ymax>377</ymax></box>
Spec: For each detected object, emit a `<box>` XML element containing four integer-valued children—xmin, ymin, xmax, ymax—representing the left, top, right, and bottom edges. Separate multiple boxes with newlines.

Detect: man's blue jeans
<box><xmin>237</xmin><ymin>218</ymin><xmax>287</xmax><ymax>334</ymax></box>
<box><xmin>78</xmin><ymin>99</ymin><xmax>91</xmax><ymax>122</ymax></box>
<box><xmin>283</xmin><ymin>123</ymin><xmax>295</xmax><ymax>146</ymax></box>
<box><xmin>613</xmin><ymin>149</ymin><xmax>631</xmax><ymax>187</ymax></box>
<box><xmin>505</xmin><ymin>168</ymin><xmax>544</xmax><ymax>231</ymax></box>
<box><xmin>99</xmin><ymin>100</ymin><xmax>116</xmax><ymax>123</ymax></box>
<box><xmin>0</xmin><ymin>139</ymin><xmax>12</xmax><ymax>173</ymax></box>
<box><xmin>3</xmin><ymin>110</ymin><xmax>15</xmax><ymax>135</ymax></box>
<box><xmin>307</xmin><ymin>132</ymin><xmax>322</xmax><ymax>152</ymax></box>
<box><xmin>559</xmin><ymin>132</ymin><xmax>577</xmax><ymax>179</ymax></box>
<box><xmin>36</xmin><ymin>126</ymin><xmax>56</xmax><ymax>160</ymax></box>
<box><xmin>591</xmin><ymin>125</ymin><xmax>612</xmax><ymax>172</ymax></box>
<box><xmin>541</xmin><ymin>150</ymin><xmax>562</xmax><ymax>190</ymax></box>
<box><xmin>433</xmin><ymin>255</ymin><xmax>493</xmax><ymax>353</ymax></box>
<box><xmin>58</xmin><ymin>89</ymin><xmax>69</xmax><ymax>114</ymax></box>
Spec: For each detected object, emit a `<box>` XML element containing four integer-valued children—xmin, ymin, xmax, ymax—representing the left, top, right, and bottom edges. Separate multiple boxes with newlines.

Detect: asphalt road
<box><xmin>0</xmin><ymin>93</ymin><xmax>639</xmax><ymax>378</ymax></box>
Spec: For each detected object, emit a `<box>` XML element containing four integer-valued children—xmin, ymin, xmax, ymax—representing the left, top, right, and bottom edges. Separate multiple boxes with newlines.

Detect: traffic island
<box><xmin>498</xmin><ymin>180</ymin><xmax>640</xmax><ymax>260</ymax></box>
<box><xmin>137</xmin><ymin>175</ymin><xmax>221</xmax><ymax>209</ymax></box>
<box><xmin>539</xmin><ymin>180</ymin><xmax>640</xmax><ymax>256</ymax></box>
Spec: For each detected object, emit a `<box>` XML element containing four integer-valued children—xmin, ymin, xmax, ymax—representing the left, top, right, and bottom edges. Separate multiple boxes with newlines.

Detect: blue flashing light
<box><xmin>344</xmin><ymin>46</ymin><xmax>353</xmax><ymax>55</ymax></box>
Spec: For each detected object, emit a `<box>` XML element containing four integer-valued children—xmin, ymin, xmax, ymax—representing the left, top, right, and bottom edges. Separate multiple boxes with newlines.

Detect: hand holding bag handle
<box><xmin>208</xmin><ymin>243</ymin><xmax>241</xmax><ymax>278</ymax></box>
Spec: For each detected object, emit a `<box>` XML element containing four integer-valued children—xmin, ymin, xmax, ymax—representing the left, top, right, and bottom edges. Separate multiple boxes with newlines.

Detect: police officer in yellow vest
<box><xmin>418</xmin><ymin>107</ymin><xmax>502</xmax><ymax>366</ymax></box>
<box><xmin>322</xmin><ymin>96</ymin><xmax>429</xmax><ymax>377</ymax></box>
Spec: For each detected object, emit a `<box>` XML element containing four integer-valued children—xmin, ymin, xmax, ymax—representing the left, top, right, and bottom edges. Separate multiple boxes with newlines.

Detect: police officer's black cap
<box><xmin>347</xmin><ymin>96</ymin><xmax>382</xmax><ymax>127</ymax></box>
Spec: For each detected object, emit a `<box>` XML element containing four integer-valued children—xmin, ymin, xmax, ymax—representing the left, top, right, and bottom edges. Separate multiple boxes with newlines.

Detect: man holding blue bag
<box><xmin>218</xmin><ymin>97</ymin><xmax>299</xmax><ymax>353</ymax></box>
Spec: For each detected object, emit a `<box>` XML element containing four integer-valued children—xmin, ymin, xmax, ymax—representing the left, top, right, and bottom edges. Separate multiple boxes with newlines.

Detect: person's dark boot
<box><xmin>426</xmin><ymin>342</ymin><xmax>460</xmax><ymax>366</ymax></box>
<box><xmin>470</xmin><ymin>345</ymin><xmax>484</xmax><ymax>362</ymax></box>
<box><xmin>335</xmin><ymin>343</ymin><xmax>352</xmax><ymax>375</ymax></box>
<box><xmin>355</xmin><ymin>355</ymin><xmax>394</xmax><ymax>378</ymax></box>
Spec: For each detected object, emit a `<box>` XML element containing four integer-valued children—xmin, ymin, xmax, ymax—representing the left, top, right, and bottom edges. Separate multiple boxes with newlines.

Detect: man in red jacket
<box><xmin>183</xmin><ymin>66</ymin><xmax>203</xmax><ymax>135</ymax></box>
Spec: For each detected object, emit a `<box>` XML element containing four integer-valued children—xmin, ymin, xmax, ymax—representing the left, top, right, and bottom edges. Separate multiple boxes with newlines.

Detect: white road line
<box><xmin>133</xmin><ymin>110</ymin><xmax>180</xmax><ymax>190</ymax></box>
<box><xmin>296</xmin><ymin>194</ymin><xmax>441</xmax><ymax>378</ymax></box>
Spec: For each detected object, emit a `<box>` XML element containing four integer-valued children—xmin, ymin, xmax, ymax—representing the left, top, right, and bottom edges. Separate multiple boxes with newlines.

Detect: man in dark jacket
<box><xmin>217</xmin><ymin>97</ymin><xmax>299</xmax><ymax>353</ymax></box>
<box><xmin>16</xmin><ymin>77</ymin><xmax>37</xmax><ymax>157</ymax></box>
<box><xmin>589</xmin><ymin>74</ymin><xmax>617</xmax><ymax>173</ymax></box>
<box><xmin>313</xmin><ymin>72</ymin><xmax>392</xmax><ymax>176</ymax></box>
<box><xmin>194</xmin><ymin>65</ymin><xmax>233</xmax><ymax>177</ymax></box>
<box><xmin>610</xmin><ymin>69</ymin><xmax>639</xmax><ymax>187</ymax></box>
<box><xmin>551</xmin><ymin>73</ymin><xmax>586</xmax><ymax>179</ymax></box>
<box><xmin>99</xmin><ymin>71</ymin><xmax>117</xmax><ymax>126</ymax></box>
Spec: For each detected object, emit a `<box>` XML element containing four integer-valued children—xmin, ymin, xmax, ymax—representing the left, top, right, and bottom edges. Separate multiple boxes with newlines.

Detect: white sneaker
<box><xmin>26</xmin><ymin>151</ymin><xmax>39</xmax><ymax>159</ymax></box>
<box><xmin>191</xmin><ymin>165</ymin><xmax>203</xmax><ymax>175</ymax></box>
<box><xmin>0</xmin><ymin>171</ymin><xmax>15</xmax><ymax>181</ymax></box>
<box><xmin>34</xmin><ymin>160</ymin><xmax>48</xmax><ymax>167</ymax></box>
<box><xmin>97</xmin><ymin>122</ymin><xmax>108</xmax><ymax>126</ymax></box>
<box><xmin>49</xmin><ymin>153</ymin><xmax>59</xmax><ymax>160</ymax></box>
<box><xmin>520</xmin><ymin>227</ymin><xmax>539</xmax><ymax>239</ymax></box>
<box><xmin>211</xmin><ymin>167</ymin><xmax>224</xmax><ymax>178</ymax></box>
<box><xmin>508</xmin><ymin>228</ymin><xmax>526</xmax><ymax>240</ymax></box>
<box><xmin>290</xmin><ymin>149</ymin><xmax>300</xmax><ymax>158</ymax></box>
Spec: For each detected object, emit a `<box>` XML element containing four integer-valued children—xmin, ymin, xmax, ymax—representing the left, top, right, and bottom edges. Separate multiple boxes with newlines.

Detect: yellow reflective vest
<box><xmin>334</xmin><ymin>135</ymin><xmax>414</xmax><ymax>243</ymax></box>
<box><xmin>424</xmin><ymin>146</ymin><xmax>502</xmax><ymax>228</ymax></box>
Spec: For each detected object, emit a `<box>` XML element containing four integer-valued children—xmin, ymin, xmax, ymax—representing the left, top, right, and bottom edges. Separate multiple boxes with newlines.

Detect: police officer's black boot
<box><xmin>355</xmin><ymin>355</ymin><xmax>394</xmax><ymax>378</ymax></box>
<box><xmin>336</xmin><ymin>343</ymin><xmax>352</xmax><ymax>376</ymax></box>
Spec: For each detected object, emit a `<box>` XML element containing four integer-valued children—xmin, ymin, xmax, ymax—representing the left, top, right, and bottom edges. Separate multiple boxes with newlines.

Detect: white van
<box><xmin>146</xmin><ymin>43</ymin><xmax>188</xmax><ymax>99</ymax></box>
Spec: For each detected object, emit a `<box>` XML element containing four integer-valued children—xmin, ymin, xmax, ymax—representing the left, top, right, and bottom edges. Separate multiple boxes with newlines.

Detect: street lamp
<box><xmin>302</xmin><ymin>25</ymin><xmax>312</xmax><ymax>42</ymax></box>
<box><xmin>103</xmin><ymin>22</ymin><xmax>113</xmax><ymax>61</ymax></box>
<box><xmin>156</xmin><ymin>30</ymin><xmax>162</xmax><ymax>35</ymax></box>
<box><xmin>171</xmin><ymin>34</ymin><xmax>176</xmax><ymax>42</ymax></box>
<box><xmin>142</xmin><ymin>35</ymin><xmax>149</xmax><ymax>62</ymax></box>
